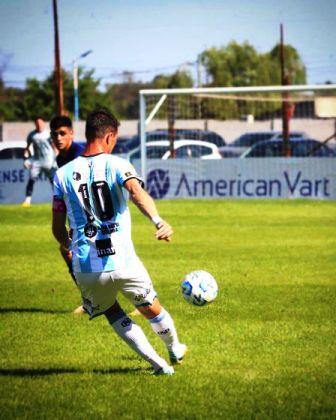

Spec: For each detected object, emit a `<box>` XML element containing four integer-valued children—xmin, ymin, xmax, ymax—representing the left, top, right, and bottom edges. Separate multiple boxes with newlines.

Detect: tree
<box><xmin>0</xmin><ymin>67</ymin><xmax>112</xmax><ymax>121</ymax></box>
<box><xmin>268</xmin><ymin>44</ymin><xmax>306</xmax><ymax>85</ymax></box>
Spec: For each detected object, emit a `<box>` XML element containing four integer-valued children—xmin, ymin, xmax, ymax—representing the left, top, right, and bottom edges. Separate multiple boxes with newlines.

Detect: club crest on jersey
<box><xmin>73</xmin><ymin>172</ymin><xmax>81</xmax><ymax>181</ymax></box>
<box><xmin>125</xmin><ymin>171</ymin><xmax>132</xmax><ymax>177</ymax></box>
<box><xmin>84</xmin><ymin>223</ymin><xmax>98</xmax><ymax>238</ymax></box>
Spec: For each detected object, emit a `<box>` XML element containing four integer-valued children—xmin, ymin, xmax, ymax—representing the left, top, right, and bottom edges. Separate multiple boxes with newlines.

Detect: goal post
<box><xmin>138</xmin><ymin>84</ymin><xmax>336</xmax><ymax>200</ymax></box>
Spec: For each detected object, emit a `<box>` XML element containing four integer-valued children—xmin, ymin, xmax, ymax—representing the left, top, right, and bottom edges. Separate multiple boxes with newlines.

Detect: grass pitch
<box><xmin>0</xmin><ymin>200</ymin><xmax>335</xmax><ymax>419</ymax></box>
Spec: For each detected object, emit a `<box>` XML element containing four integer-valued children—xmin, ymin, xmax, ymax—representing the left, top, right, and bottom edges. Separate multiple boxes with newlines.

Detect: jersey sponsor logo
<box><xmin>95</xmin><ymin>238</ymin><xmax>116</xmax><ymax>257</ymax></box>
<box><xmin>73</xmin><ymin>172</ymin><xmax>81</xmax><ymax>181</ymax></box>
<box><xmin>84</xmin><ymin>223</ymin><xmax>98</xmax><ymax>238</ymax></box>
<box><xmin>147</xmin><ymin>169</ymin><xmax>170</xmax><ymax>199</ymax></box>
<box><xmin>100</xmin><ymin>223</ymin><xmax>119</xmax><ymax>234</ymax></box>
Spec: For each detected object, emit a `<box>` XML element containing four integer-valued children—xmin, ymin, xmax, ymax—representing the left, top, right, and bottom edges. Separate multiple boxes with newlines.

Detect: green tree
<box><xmin>267</xmin><ymin>44</ymin><xmax>306</xmax><ymax>85</ymax></box>
<box><xmin>0</xmin><ymin>67</ymin><xmax>112</xmax><ymax>121</ymax></box>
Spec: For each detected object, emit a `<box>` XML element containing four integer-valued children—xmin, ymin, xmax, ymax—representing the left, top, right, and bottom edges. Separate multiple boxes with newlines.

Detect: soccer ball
<box><xmin>181</xmin><ymin>270</ymin><xmax>218</xmax><ymax>306</ymax></box>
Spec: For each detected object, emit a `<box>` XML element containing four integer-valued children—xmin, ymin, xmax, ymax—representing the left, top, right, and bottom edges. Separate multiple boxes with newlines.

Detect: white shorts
<box><xmin>30</xmin><ymin>160</ymin><xmax>56</xmax><ymax>181</ymax></box>
<box><xmin>74</xmin><ymin>260</ymin><xmax>157</xmax><ymax>319</ymax></box>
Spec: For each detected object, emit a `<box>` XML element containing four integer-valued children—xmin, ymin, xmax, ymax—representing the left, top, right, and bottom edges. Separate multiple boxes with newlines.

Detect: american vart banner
<box><xmin>139</xmin><ymin>158</ymin><xmax>336</xmax><ymax>200</ymax></box>
<box><xmin>0</xmin><ymin>158</ymin><xmax>335</xmax><ymax>204</ymax></box>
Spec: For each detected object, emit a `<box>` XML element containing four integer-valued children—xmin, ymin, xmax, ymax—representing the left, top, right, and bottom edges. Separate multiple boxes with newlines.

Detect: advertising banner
<box><xmin>141</xmin><ymin>158</ymin><xmax>336</xmax><ymax>200</ymax></box>
<box><xmin>0</xmin><ymin>160</ymin><xmax>53</xmax><ymax>204</ymax></box>
<box><xmin>0</xmin><ymin>158</ymin><xmax>335</xmax><ymax>204</ymax></box>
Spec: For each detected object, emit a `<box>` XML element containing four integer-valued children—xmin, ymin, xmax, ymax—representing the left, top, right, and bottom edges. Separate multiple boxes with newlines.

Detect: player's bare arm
<box><xmin>124</xmin><ymin>177</ymin><xmax>173</xmax><ymax>241</ymax></box>
<box><xmin>52</xmin><ymin>197</ymin><xmax>71</xmax><ymax>252</ymax></box>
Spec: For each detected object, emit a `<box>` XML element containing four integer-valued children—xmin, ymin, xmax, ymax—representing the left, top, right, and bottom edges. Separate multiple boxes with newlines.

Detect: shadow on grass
<box><xmin>0</xmin><ymin>307</ymin><xmax>70</xmax><ymax>315</ymax></box>
<box><xmin>0</xmin><ymin>367</ymin><xmax>143</xmax><ymax>377</ymax></box>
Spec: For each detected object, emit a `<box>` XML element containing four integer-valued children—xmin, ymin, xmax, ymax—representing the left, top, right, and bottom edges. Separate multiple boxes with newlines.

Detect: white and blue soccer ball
<box><xmin>181</xmin><ymin>270</ymin><xmax>218</xmax><ymax>306</ymax></box>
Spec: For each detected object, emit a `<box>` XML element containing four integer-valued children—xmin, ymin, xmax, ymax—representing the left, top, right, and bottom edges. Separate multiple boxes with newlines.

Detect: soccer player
<box><xmin>50</xmin><ymin>115</ymin><xmax>128</xmax><ymax>318</ymax></box>
<box><xmin>50</xmin><ymin>115</ymin><xmax>84</xmax><ymax>168</ymax></box>
<box><xmin>50</xmin><ymin>115</ymin><xmax>85</xmax><ymax>313</ymax></box>
<box><xmin>22</xmin><ymin>117</ymin><xmax>57</xmax><ymax>207</ymax></box>
<box><xmin>52</xmin><ymin>109</ymin><xmax>186</xmax><ymax>375</ymax></box>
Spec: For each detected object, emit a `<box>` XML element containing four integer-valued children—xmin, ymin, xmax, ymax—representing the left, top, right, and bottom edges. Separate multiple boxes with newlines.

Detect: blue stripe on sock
<box><xmin>149</xmin><ymin>310</ymin><xmax>166</xmax><ymax>324</ymax></box>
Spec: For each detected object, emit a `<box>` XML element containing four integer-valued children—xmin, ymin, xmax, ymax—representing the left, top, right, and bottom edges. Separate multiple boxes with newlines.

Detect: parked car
<box><xmin>241</xmin><ymin>138</ymin><xmax>335</xmax><ymax>158</ymax></box>
<box><xmin>127</xmin><ymin>140</ymin><xmax>222</xmax><ymax>163</ymax></box>
<box><xmin>119</xmin><ymin>129</ymin><xmax>226</xmax><ymax>153</ymax></box>
<box><xmin>151</xmin><ymin>129</ymin><xmax>226</xmax><ymax>147</ymax></box>
<box><xmin>219</xmin><ymin>131</ymin><xmax>308</xmax><ymax>158</ymax></box>
<box><xmin>0</xmin><ymin>141</ymin><xmax>26</xmax><ymax>159</ymax></box>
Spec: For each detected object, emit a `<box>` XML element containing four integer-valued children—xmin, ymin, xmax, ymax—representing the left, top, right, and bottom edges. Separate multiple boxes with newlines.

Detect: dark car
<box><xmin>242</xmin><ymin>138</ymin><xmax>336</xmax><ymax>158</ymax></box>
<box><xmin>219</xmin><ymin>131</ymin><xmax>307</xmax><ymax>158</ymax></box>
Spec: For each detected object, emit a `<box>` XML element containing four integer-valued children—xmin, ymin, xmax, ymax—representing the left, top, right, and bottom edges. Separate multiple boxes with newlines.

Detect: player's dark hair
<box><xmin>85</xmin><ymin>109</ymin><xmax>120</xmax><ymax>142</ymax></box>
<box><xmin>34</xmin><ymin>116</ymin><xmax>44</xmax><ymax>122</ymax></box>
<box><xmin>50</xmin><ymin>115</ymin><xmax>73</xmax><ymax>131</ymax></box>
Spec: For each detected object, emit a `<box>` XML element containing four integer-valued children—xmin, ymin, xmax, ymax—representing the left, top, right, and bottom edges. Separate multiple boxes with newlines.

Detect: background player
<box><xmin>22</xmin><ymin>117</ymin><xmax>56</xmax><ymax>207</ymax></box>
<box><xmin>52</xmin><ymin>109</ymin><xmax>186</xmax><ymax>375</ymax></box>
<box><xmin>50</xmin><ymin>115</ymin><xmax>85</xmax><ymax>313</ymax></box>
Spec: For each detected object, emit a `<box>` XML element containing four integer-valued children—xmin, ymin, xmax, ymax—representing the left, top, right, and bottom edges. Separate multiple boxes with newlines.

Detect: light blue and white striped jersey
<box><xmin>53</xmin><ymin>153</ymin><xmax>143</xmax><ymax>273</ymax></box>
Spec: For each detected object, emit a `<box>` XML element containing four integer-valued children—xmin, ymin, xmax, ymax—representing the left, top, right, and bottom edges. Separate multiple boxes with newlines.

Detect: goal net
<box><xmin>138</xmin><ymin>85</ymin><xmax>336</xmax><ymax>200</ymax></box>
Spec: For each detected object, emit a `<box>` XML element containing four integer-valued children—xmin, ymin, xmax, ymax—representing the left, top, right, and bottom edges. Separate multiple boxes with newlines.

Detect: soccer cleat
<box><xmin>22</xmin><ymin>202</ymin><xmax>31</xmax><ymax>208</ymax></box>
<box><xmin>73</xmin><ymin>305</ymin><xmax>85</xmax><ymax>314</ymax></box>
<box><xmin>168</xmin><ymin>343</ymin><xmax>187</xmax><ymax>364</ymax></box>
<box><xmin>152</xmin><ymin>365</ymin><xmax>174</xmax><ymax>376</ymax></box>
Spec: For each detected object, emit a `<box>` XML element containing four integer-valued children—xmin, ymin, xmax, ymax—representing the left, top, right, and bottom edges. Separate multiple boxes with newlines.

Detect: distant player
<box><xmin>50</xmin><ymin>116</ymin><xmax>84</xmax><ymax>168</ymax></box>
<box><xmin>50</xmin><ymin>115</ymin><xmax>85</xmax><ymax>314</ymax></box>
<box><xmin>22</xmin><ymin>117</ymin><xmax>56</xmax><ymax>207</ymax></box>
<box><xmin>52</xmin><ymin>109</ymin><xmax>186</xmax><ymax>375</ymax></box>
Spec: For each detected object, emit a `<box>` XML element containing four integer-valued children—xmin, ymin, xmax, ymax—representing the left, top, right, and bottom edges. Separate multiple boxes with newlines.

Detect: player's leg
<box><xmin>137</xmin><ymin>299</ymin><xmax>187</xmax><ymax>364</ymax></box>
<box><xmin>121</xmin><ymin>262</ymin><xmax>186</xmax><ymax>364</ymax></box>
<box><xmin>22</xmin><ymin>162</ymin><xmax>39</xmax><ymax>206</ymax></box>
<box><xmin>105</xmin><ymin>303</ymin><xmax>173</xmax><ymax>374</ymax></box>
<box><xmin>76</xmin><ymin>271</ymin><xmax>173</xmax><ymax>375</ymax></box>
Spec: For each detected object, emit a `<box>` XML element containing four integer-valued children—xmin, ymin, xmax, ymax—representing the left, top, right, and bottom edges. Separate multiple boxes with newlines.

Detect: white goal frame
<box><xmin>139</xmin><ymin>84</ymin><xmax>336</xmax><ymax>179</ymax></box>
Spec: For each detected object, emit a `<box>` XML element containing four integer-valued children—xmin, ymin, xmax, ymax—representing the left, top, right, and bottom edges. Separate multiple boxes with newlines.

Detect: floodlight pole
<box><xmin>73</xmin><ymin>50</ymin><xmax>93</xmax><ymax>121</ymax></box>
<box><xmin>52</xmin><ymin>0</ymin><xmax>63</xmax><ymax>115</ymax></box>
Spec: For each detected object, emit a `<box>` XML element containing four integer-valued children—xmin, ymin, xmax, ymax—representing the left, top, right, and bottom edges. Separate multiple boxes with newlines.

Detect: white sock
<box><xmin>149</xmin><ymin>308</ymin><xmax>180</xmax><ymax>350</ymax></box>
<box><xmin>108</xmin><ymin>313</ymin><xmax>169</xmax><ymax>371</ymax></box>
<box><xmin>24</xmin><ymin>196</ymin><xmax>32</xmax><ymax>204</ymax></box>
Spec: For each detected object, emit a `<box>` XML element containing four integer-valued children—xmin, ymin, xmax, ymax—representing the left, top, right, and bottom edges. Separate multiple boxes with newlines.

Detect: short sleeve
<box><xmin>53</xmin><ymin>171</ymin><xmax>64</xmax><ymax>199</ymax></box>
<box><xmin>115</xmin><ymin>158</ymin><xmax>144</xmax><ymax>188</ymax></box>
<box><xmin>26</xmin><ymin>132</ymin><xmax>33</xmax><ymax>146</ymax></box>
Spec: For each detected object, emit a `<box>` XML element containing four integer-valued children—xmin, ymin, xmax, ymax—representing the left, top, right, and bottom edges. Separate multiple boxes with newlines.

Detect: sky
<box><xmin>0</xmin><ymin>0</ymin><xmax>335</xmax><ymax>89</ymax></box>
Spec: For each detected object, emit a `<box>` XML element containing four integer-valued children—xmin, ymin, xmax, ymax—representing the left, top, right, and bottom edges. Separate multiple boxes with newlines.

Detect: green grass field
<box><xmin>0</xmin><ymin>200</ymin><xmax>335</xmax><ymax>419</ymax></box>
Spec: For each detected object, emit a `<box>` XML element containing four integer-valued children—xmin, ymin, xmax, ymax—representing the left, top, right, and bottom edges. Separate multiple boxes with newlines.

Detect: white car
<box><xmin>0</xmin><ymin>141</ymin><xmax>27</xmax><ymax>159</ymax></box>
<box><xmin>126</xmin><ymin>140</ymin><xmax>222</xmax><ymax>162</ymax></box>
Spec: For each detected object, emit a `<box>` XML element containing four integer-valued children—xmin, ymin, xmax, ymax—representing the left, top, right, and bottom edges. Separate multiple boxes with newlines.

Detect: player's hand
<box><xmin>23</xmin><ymin>159</ymin><xmax>32</xmax><ymax>169</ymax></box>
<box><xmin>155</xmin><ymin>220</ymin><xmax>173</xmax><ymax>242</ymax></box>
<box><xmin>59</xmin><ymin>244</ymin><xmax>72</xmax><ymax>265</ymax></box>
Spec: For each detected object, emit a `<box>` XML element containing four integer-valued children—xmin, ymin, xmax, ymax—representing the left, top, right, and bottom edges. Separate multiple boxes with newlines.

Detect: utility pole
<box><xmin>280</xmin><ymin>23</ymin><xmax>290</xmax><ymax>157</ymax></box>
<box><xmin>52</xmin><ymin>0</ymin><xmax>64</xmax><ymax>115</ymax></box>
<box><xmin>73</xmin><ymin>50</ymin><xmax>93</xmax><ymax>121</ymax></box>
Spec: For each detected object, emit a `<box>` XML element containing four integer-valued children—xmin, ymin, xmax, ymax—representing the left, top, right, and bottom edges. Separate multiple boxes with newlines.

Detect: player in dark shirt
<box><xmin>50</xmin><ymin>116</ymin><xmax>84</xmax><ymax>168</ymax></box>
<box><xmin>50</xmin><ymin>116</ymin><xmax>85</xmax><ymax>312</ymax></box>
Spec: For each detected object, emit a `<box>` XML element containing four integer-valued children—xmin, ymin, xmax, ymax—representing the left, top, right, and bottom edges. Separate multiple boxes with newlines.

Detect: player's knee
<box><xmin>137</xmin><ymin>298</ymin><xmax>162</xmax><ymax>319</ymax></box>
